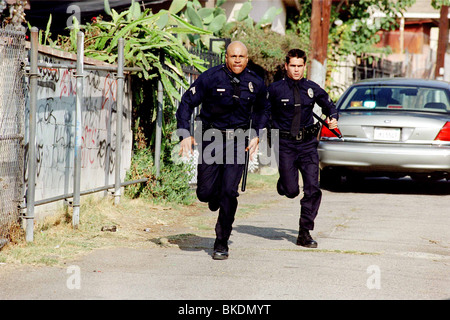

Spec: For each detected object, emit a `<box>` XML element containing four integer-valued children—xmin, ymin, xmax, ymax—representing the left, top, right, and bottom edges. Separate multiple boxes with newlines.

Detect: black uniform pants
<box><xmin>275</xmin><ymin>137</ymin><xmax>322</xmax><ymax>231</ymax></box>
<box><xmin>196</xmin><ymin>137</ymin><xmax>246</xmax><ymax>251</ymax></box>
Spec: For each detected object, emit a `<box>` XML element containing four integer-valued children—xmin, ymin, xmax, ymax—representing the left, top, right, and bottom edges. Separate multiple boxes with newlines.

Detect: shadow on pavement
<box><xmin>150</xmin><ymin>233</ymin><xmax>215</xmax><ymax>257</ymax></box>
<box><xmin>233</xmin><ymin>224</ymin><xmax>298</xmax><ymax>244</ymax></box>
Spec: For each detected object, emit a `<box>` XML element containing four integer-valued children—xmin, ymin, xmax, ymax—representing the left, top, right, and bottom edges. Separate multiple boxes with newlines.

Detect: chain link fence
<box><xmin>0</xmin><ymin>25</ymin><xmax>26</xmax><ymax>243</ymax></box>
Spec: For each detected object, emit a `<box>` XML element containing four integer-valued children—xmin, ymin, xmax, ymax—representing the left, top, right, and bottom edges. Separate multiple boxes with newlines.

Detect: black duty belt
<box><xmin>201</xmin><ymin>124</ymin><xmax>250</xmax><ymax>140</ymax></box>
<box><xmin>279</xmin><ymin>123</ymin><xmax>320</xmax><ymax>141</ymax></box>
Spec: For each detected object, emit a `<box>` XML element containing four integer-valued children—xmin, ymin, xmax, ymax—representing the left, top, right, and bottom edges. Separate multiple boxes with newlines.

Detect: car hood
<box><xmin>335</xmin><ymin>111</ymin><xmax>450</xmax><ymax>143</ymax></box>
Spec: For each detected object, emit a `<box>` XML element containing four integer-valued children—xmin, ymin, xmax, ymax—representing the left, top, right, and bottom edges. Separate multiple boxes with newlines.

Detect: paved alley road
<box><xmin>1</xmin><ymin>178</ymin><xmax>449</xmax><ymax>304</ymax></box>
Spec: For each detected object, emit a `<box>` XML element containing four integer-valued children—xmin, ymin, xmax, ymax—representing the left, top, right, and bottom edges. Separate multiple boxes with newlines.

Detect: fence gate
<box><xmin>0</xmin><ymin>26</ymin><xmax>26</xmax><ymax>244</ymax></box>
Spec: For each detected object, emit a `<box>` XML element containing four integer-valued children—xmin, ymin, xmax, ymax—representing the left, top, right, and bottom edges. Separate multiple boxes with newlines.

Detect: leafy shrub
<box><xmin>124</xmin><ymin>146</ymin><xmax>195</xmax><ymax>205</ymax></box>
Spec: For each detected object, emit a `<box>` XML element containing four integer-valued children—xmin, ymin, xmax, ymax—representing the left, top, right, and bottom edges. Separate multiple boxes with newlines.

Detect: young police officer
<box><xmin>268</xmin><ymin>49</ymin><xmax>338</xmax><ymax>248</ymax></box>
<box><xmin>176</xmin><ymin>41</ymin><xmax>270</xmax><ymax>260</ymax></box>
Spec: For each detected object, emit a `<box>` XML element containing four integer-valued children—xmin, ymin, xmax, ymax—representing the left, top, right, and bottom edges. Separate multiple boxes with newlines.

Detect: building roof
<box><xmin>403</xmin><ymin>0</ymin><xmax>449</xmax><ymax>19</ymax></box>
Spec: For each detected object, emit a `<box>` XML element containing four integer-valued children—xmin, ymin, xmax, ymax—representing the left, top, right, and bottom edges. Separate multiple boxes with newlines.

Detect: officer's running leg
<box><xmin>297</xmin><ymin>139</ymin><xmax>322</xmax><ymax>231</ymax></box>
<box><xmin>214</xmin><ymin>161</ymin><xmax>245</xmax><ymax>252</ymax></box>
<box><xmin>276</xmin><ymin>139</ymin><xmax>300</xmax><ymax>198</ymax></box>
<box><xmin>196</xmin><ymin>139</ymin><xmax>222</xmax><ymax>206</ymax></box>
<box><xmin>196</xmin><ymin>162</ymin><xmax>221</xmax><ymax>202</ymax></box>
<box><xmin>213</xmin><ymin>138</ymin><xmax>245</xmax><ymax>254</ymax></box>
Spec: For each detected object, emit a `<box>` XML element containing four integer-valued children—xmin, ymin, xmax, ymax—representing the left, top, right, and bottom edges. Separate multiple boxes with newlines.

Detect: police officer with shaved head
<box><xmin>268</xmin><ymin>49</ymin><xmax>338</xmax><ymax>248</ymax></box>
<box><xmin>176</xmin><ymin>41</ymin><xmax>270</xmax><ymax>260</ymax></box>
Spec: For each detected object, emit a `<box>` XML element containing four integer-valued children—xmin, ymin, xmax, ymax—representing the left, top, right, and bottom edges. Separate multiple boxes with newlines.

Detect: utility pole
<box><xmin>308</xmin><ymin>0</ymin><xmax>332</xmax><ymax>88</ymax></box>
<box><xmin>435</xmin><ymin>5</ymin><xmax>448</xmax><ymax>79</ymax></box>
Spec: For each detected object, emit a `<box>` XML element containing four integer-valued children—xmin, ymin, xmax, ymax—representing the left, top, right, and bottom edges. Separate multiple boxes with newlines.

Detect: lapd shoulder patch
<box><xmin>190</xmin><ymin>86</ymin><xmax>196</xmax><ymax>95</ymax></box>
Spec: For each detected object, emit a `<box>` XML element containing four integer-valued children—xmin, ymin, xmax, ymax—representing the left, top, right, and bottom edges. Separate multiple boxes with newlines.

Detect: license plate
<box><xmin>374</xmin><ymin>127</ymin><xmax>401</xmax><ymax>141</ymax></box>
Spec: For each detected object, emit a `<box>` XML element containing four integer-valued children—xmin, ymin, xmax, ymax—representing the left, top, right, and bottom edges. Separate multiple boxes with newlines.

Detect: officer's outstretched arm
<box><xmin>179</xmin><ymin>136</ymin><xmax>197</xmax><ymax>157</ymax></box>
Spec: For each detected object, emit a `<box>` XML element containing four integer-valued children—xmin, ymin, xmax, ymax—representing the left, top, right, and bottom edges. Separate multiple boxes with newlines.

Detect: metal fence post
<box><xmin>155</xmin><ymin>79</ymin><xmax>163</xmax><ymax>177</ymax></box>
<box><xmin>25</xmin><ymin>27</ymin><xmax>38</xmax><ymax>242</ymax></box>
<box><xmin>114</xmin><ymin>38</ymin><xmax>124</xmax><ymax>205</ymax></box>
<box><xmin>73</xmin><ymin>31</ymin><xmax>84</xmax><ymax>228</ymax></box>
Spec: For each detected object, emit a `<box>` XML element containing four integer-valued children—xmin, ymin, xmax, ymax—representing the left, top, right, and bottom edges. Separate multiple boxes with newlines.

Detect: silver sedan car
<box><xmin>318</xmin><ymin>78</ymin><xmax>450</xmax><ymax>188</ymax></box>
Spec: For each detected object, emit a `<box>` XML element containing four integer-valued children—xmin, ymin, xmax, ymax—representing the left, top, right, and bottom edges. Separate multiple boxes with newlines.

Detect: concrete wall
<box><xmin>26</xmin><ymin>45</ymin><xmax>133</xmax><ymax>218</ymax></box>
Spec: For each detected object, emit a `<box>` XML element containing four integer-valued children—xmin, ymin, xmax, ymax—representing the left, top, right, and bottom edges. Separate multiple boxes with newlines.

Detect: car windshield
<box><xmin>338</xmin><ymin>85</ymin><xmax>450</xmax><ymax>113</ymax></box>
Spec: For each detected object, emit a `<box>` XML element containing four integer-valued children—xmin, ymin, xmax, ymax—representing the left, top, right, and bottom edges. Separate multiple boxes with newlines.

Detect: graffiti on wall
<box><xmin>25</xmin><ymin>53</ymin><xmax>132</xmax><ymax>210</ymax></box>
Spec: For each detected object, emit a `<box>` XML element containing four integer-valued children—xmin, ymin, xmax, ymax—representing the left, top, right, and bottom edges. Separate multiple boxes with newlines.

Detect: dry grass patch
<box><xmin>0</xmin><ymin>196</ymin><xmax>207</xmax><ymax>266</ymax></box>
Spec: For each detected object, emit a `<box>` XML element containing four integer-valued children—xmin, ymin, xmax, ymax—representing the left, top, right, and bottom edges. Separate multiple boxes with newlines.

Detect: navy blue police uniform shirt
<box><xmin>268</xmin><ymin>77</ymin><xmax>338</xmax><ymax>131</ymax></box>
<box><xmin>176</xmin><ymin>64</ymin><xmax>270</xmax><ymax>135</ymax></box>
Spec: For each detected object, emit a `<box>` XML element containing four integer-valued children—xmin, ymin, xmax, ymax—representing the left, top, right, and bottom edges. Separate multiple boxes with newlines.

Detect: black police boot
<box><xmin>208</xmin><ymin>198</ymin><xmax>220</xmax><ymax>211</ymax></box>
<box><xmin>212</xmin><ymin>239</ymin><xmax>229</xmax><ymax>260</ymax></box>
<box><xmin>296</xmin><ymin>229</ymin><xmax>318</xmax><ymax>248</ymax></box>
<box><xmin>212</xmin><ymin>250</ymin><xmax>229</xmax><ymax>260</ymax></box>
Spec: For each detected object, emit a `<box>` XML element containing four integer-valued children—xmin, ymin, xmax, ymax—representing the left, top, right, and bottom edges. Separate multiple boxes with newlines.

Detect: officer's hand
<box><xmin>327</xmin><ymin>117</ymin><xmax>338</xmax><ymax>130</ymax></box>
<box><xmin>179</xmin><ymin>136</ymin><xmax>197</xmax><ymax>158</ymax></box>
<box><xmin>246</xmin><ymin>137</ymin><xmax>259</xmax><ymax>161</ymax></box>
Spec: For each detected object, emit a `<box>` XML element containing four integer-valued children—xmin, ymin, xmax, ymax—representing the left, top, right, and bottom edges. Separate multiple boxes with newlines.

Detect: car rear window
<box><xmin>339</xmin><ymin>85</ymin><xmax>450</xmax><ymax>113</ymax></box>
